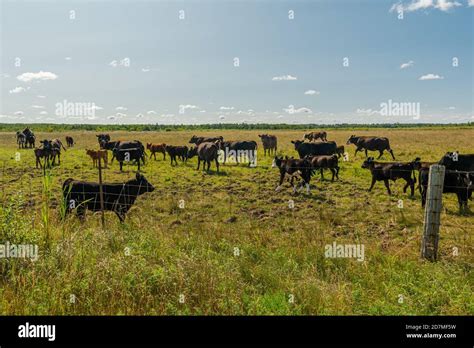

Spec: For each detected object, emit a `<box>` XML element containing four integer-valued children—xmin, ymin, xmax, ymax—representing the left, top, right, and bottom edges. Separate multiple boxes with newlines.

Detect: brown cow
<box><xmin>304</xmin><ymin>131</ymin><xmax>327</xmax><ymax>142</ymax></box>
<box><xmin>147</xmin><ymin>143</ymin><xmax>166</xmax><ymax>160</ymax></box>
<box><xmin>86</xmin><ymin>149</ymin><xmax>108</xmax><ymax>168</ymax></box>
<box><xmin>347</xmin><ymin>135</ymin><xmax>395</xmax><ymax>160</ymax></box>
<box><xmin>66</xmin><ymin>136</ymin><xmax>74</xmax><ymax>147</ymax></box>
<box><xmin>258</xmin><ymin>134</ymin><xmax>277</xmax><ymax>156</ymax></box>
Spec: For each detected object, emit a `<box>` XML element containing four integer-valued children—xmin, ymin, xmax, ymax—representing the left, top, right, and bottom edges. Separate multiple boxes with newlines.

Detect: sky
<box><xmin>0</xmin><ymin>0</ymin><xmax>473</xmax><ymax>124</ymax></box>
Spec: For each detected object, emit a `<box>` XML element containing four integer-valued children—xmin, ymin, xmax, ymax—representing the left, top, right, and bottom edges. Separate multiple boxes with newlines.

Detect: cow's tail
<box><xmin>59</xmin><ymin>140</ymin><xmax>67</xmax><ymax>151</ymax></box>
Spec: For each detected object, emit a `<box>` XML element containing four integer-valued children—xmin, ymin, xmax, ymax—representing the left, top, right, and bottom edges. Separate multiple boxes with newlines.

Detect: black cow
<box><xmin>62</xmin><ymin>173</ymin><xmax>155</xmax><ymax>222</ymax></box>
<box><xmin>113</xmin><ymin>141</ymin><xmax>146</xmax><ymax>171</ymax></box>
<box><xmin>189</xmin><ymin>135</ymin><xmax>224</xmax><ymax>145</ymax></box>
<box><xmin>16</xmin><ymin>132</ymin><xmax>26</xmax><ymax>149</ymax></box>
<box><xmin>291</xmin><ymin>140</ymin><xmax>337</xmax><ymax>159</ymax></box>
<box><xmin>272</xmin><ymin>156</ymin><xmax>312</xmax><ymax>194</ymax></box>
<box><xmin>439</xmin><ymin>152</ymin><xmax>474</xmax><ymax>172</ymax></box>
<box><xmin>361</xmin><ymin>157</ymin><xmax>416</xmax><ymax>196</ymax></box>
<box><xmin>347</xmin><ymin>135</ymin><xmax>395</xmax><ymax>160</ymax></box>
<box><xmin>306</xmin><ymin>154</ymin><xmax>340</xmax><ymax>181</ymax></box>
<box><xmin>165</xmin><ymin>145</ymin><xmax>188</xmax><ymax>165</ymax></box>
<box><xmin>218</xmin><ymin>140</ymin><xmax>257</xmax><ymax>165</ymax></box>
<box><xmin>97</xmin><ymin>134</ymin><xmax>111</xmax><ymax>145</ymax></box>
<box><xmin>187</xmin><ymin>142</ymin><xmax>220</xmax><ymax>172</ymax></box>
<box><xmin>420</xmin><ymin>167</ymin><xmax>472</xmax><ymax>212</ymax></box>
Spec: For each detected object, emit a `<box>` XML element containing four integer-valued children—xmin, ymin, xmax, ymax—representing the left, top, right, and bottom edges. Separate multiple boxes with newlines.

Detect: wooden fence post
<box><xmin>98</xmin><ymin>156</ymin><xmax>105</xmax><ymax>230</ymax></box>
<box><xmin>421</xmin><ymin>164</ymin><xmax>445</xmax><ymax>261</ymax></box>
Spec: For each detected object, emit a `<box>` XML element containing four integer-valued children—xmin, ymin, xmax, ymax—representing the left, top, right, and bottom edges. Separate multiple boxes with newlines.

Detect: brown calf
<box><xmin>146</xmin><ymin>143</ymin><xmax>166</xmax><ymax>160</ymax></box>
<box><xmin>86</xmin><ymin>149</ymin><xmax>108</xmax><ymax>168</ymax></box>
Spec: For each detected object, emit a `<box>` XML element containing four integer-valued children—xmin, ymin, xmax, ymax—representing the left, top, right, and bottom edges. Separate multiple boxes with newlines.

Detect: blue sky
<box><xmin>0</xmin><ymin>0</ymin><xmax>473</xmax><ymax>124</ymax></box>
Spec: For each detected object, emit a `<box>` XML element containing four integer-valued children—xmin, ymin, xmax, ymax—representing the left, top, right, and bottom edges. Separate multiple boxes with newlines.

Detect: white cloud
<box><xmin>39</xmin><ymin>111</ymin><xmax>48</xmax><ymax>115</ymax></box>
<box><xmin>272</xmin><ymin>75</ymin><xmax>297</xmax><ymax>81</ymax></box>
<box><xmin>37</xmin><ymin>95</ymin><xmax>46</xmax><ymax>98</ymax></box>
<box><xmin>31</xmin><ymin>105</ymin><xmax>45</xmax><ymax>109</ymax></box>
<box><xmin>14</xmin><ymin>111</ymin><xmax>24</xmax><ymax>116</ymax></box>
<box><xmin>304</xmin><ymin>90</ymin><xmax>320</xmax><ymax>95</ymax></box>
<box><xmin>115</xmin><ymin>106</ymin><xmax>127</xmax><ymax>111</ymax></box>
<box><xmin>220</xmin><ymin>106</ymin><xmax>235</xmax><ymax>110</ymax></box>
<box><xmin>179</xmin><ymin>104</ymin><xmax>200</xmax><ymax>112</ymax></box>
<box><xmin>219</xmin><ymin>115</ymin><xmax>226</xmax><ymax>120</ymax></box>
<box><xmin>469</xmin><ymin>0</ymin><xmax>474</xmax><ymax>6</ymax></box>
<box><xmin>116</xmin><ymin>112</ymin><xmax>127</xmax><ymax>118</ymax></box>
<box><xmin>141</xmin><ymin>67</ymin><xmax>150</xmax><ymax>72</ymax></box>
<box><xmin>65</xmin><ymin>57</ymin><xmax>72</xmax><ymax>61</ymax></box>
<box><xmin>9</xmin><ymin>86</ymin><xmax>29</xmax><ymax>94</ymax></box>
<box><xmin>435</xmin><ymin>0</ymin><xmax>462</xmax><ymax>10</ymax></box>
<box><xmin>91</xmin><ymin>105</ymin><xmax>103</xmax><ymax>111</ymax></box>
<box><xmin>17</xmin><ymin>71</ymin><xmax>58</xmax><ymax>82</ymax></box>
<box><xmin>107</xmin><ymin>115</ymin><xmax>116</xmax><ymax>120</ymax></box>
<box><xmin>283</xmin><ymin>105</ymin><xmax>312</xmax><ymax>114</ymax></box>
<box><xmin>400</xmin><ymin>60</ymin><xmax>414</xmax><ymax>69</ymax></box>
<box><xmin>147</xmin><ymin>110</ymin><xmax>157</xmax><ymax>115</ymax></box>
<box><xmin>390</xmin><ymin>0</ymin><xmax>461</xmax><ymax>12</ymax></box>
<box><xmin>356</xmin><ymin>108</ymin><xmax>381</xmax><ymax>115</ymax></box>
<box><xmin>419</xmin><ymin>73</ymin><xmax>444</xmax><ymax>80</ymax></box>
<box><xmin>136</xmin><ymin>113</ymin><xmax>143</xmax><ymax>118</ymax></box>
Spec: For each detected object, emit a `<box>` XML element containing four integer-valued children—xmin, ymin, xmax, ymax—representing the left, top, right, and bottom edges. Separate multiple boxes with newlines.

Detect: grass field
<box><xmin>0</xmin><ymin>127</ymin><xmax>472</xmax><ymax>315</ymax></box>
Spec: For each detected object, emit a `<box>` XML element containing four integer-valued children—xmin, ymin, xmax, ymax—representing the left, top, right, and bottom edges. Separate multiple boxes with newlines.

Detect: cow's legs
<box><xmin>383</xmin><ymin>179</ymin><xmax>391</xmax><ymax>195</ymax></box>
<box><xmin>335</xmin><ymin>166</ymin><xmax>340</xmax><ymax>180</ymax></box>
<box><xmin>389</xmin><ymin>149</ymin><xmax>396</xmax><ymax>160</ymax></box>
<box><xmin>196</xmin><ymin>158</ymin><xmax>201</xmax><ymax>170</ymax></box>
<box><xmin>354</xmin><ymin>148</ymin><xmax>360</xmax><ymax>157</ymax></box>
<box><xmin>377</xmin><ymin>150</ymin><xmax>384</xmax><ymax>159</ymax></box>
<box><xmin>365</xmin><ymin>149</ymin><xmax>368</xmax><ymax>158</ymax></box>
<box><xmin>275</xmin><ymin>172</ymin><xmax>286</xmax><ymax>191</ymax></box>
<box><xmin>330</xmin><ymin>168</ymin><xmax>336</xmax><ymax>182</ymax></box>
<box><xmin>368</xmin><ymin>177</ymin><xmax>376</xmax><ymax>192</ymax></box>
<box><xmin>215</xmin><ymin>158</ymin><xmax>219</xmax><ymax>172</ymax></box>
<box><xmin>320</xmin><ymin>168</ymin><xmax>324</xmax><ymax>180</ymax></box>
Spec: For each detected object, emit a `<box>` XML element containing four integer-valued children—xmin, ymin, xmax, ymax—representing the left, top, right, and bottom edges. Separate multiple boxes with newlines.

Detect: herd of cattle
<box><xmin>13</xmin><ymin>128</ymin><xmax>474</xmax><ymax>221</ymax></box>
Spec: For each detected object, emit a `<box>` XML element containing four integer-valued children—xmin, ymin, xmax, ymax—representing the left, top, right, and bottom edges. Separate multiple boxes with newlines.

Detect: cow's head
<box><xmin>412</xmin><ymin>157</ymin><xmax>422</xmax><ymax>170</ymax></box>
<box><xmin>187</xmin><ymin>146</ymin><xmax>198</xmax><ymax>159</ymax></box>
<box><xmin>291</xmin><ymin>140</ymin><xmax>303</xmax><ymax>149</ymax></box>
<box><xmin>40</xmin><ymin>140</ymin><xmax>52</xmax><ymax>149</ymax></box>
<box><xmin>146</xmin><ymin>143</ymin><xmax>152</xmax><ymax>150</ymax></box>
<box><xmin>439</xmin><ymin>151</ymin><xmax>458</xmax><ymax>167</ymax></box>
<box><xmin>346</xmin><ymin>135</ymin><xmax>357</xmax><ymax>145</ymax></box>
<box><xmin>136</xmin><ymin>173</ymin><xmax>155</xmax><ymax>194</ymax></box>
<box><xmin>189</xmin><ymin>135</ymin><xmax>197</xmax><ymax>144</ymax></box>
<box><xmin>272</xmin><ymin>156</ymin><xmax>283</xmax><ymax>168</ymax></box>
<box><xmin>361</xmin><ymin>157</ymin><xmax>375</xmax><ymax>169</ymax></box>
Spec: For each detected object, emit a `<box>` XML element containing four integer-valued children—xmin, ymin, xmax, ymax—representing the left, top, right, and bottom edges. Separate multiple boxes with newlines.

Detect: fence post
<box><xmin>421</xmin><ymin>164</ymin><xmax>445</xmax><ymax>261</ymax></box>
<box><xmin>98</xmin><ymin>156</ymin><xmax>105</xmax><ymax>230</ymax></box>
